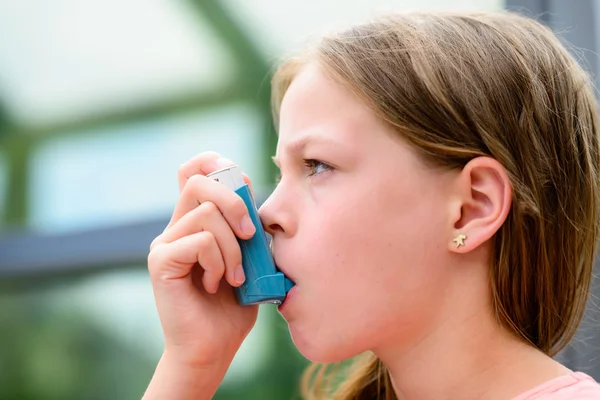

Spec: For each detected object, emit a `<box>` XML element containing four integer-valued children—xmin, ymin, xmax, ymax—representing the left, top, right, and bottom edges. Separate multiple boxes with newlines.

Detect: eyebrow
<box><xmin>271</xmin><ymin>133</ymin><xmax>345</xmax><ymax>166</ymax></box>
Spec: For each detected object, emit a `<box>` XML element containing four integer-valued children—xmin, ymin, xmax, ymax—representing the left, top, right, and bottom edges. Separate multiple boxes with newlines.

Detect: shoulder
<box><xmin>512</xmin><ymin>372</ymin><xmax>600</xmax><ymax>400</ymax></box>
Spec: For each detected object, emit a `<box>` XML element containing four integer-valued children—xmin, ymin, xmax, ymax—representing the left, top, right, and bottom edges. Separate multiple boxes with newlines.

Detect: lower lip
<box><xmin>278</xmin><ymin>285</ymin><xmax>298</xmax><ymax>313</ymax></box>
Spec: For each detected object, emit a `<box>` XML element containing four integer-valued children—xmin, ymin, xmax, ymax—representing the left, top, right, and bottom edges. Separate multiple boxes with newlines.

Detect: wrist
<box><xmin>162</xmin><ymin>344</ymin><xmax>235</xmax><ymax>372</ymax></box>
<box><xmin>143</xmin><ymin>352</ymin><xmax>230</xmax><ymax>400</ymax></box>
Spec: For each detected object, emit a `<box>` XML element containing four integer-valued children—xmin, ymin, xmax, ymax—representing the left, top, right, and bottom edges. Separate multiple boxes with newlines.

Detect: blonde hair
<box><xmin>271</xmin><ymin>11</ymin><xmax>600</xmax><ymax>400</ymax></box>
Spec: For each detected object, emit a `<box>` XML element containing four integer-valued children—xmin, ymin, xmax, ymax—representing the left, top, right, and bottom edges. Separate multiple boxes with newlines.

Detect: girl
<box><xmin>143</xmin><ymin>11</ymin><xmax>600</xmax><ymax>399</ymax></box>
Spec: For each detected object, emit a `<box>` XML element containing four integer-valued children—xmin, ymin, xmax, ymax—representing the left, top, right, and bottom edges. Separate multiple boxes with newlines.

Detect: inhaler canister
<box><xmin>207</xmin><ymin>165</ymin><xmax>294</xmax><ymax>306</ymax></box>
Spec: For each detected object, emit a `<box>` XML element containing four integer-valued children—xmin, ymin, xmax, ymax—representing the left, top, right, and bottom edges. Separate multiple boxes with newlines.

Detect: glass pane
<box><xmin>0</xmin><ymin>0</ymin><xmax>235</xmax><ymax>125</ymax></box>
<box><xmin>224</xmin><ymin>0</ymin><xmax>504</xmax><ymax>55</ymax></box>
<box><xmin>28</xmin><ymin>104</ymin><xmax>267</xmax><ymax>233</ymax></box>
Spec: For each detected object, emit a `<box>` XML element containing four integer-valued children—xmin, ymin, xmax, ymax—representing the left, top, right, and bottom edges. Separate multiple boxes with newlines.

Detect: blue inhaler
<box><xmin>207</xmin><ymin>165</ymin><xmax>294</xmax><ymax>306</ymax></box>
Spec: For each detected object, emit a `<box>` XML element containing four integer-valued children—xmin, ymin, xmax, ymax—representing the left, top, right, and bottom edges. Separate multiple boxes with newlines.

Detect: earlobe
<box><xmin>448</xmin><ymin>157</ymin><xmax>512</xmax><ymax>253</ymax></box>
<box><xmin>452</xmin><ymin>233</ymin><xmax>467</xmax><ymax>248</ymax></box>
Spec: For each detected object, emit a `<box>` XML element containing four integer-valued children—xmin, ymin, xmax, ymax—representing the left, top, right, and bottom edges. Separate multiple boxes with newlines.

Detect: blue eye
<box><xmin>303</xmin><ymin>159</ymin><xmax>332</xmax><ymax>177</ymax></box>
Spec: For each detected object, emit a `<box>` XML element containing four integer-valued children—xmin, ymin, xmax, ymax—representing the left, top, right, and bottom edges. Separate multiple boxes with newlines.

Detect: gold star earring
<box><xmin>453</xmin><ymin>233</ymin><xmax>467</xmax><ymax>248</ymax></box>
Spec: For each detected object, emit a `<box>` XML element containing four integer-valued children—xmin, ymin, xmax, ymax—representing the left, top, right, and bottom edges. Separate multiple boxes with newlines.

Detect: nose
<box><xmin>258</xmin><ymin>186</ymin><xmax>295</xmax><ymax>238</ymax></box>
<box><xmin>258</xmin><ymin>198</ymin><xmax>285</xmax><ymax>237</ymax></box>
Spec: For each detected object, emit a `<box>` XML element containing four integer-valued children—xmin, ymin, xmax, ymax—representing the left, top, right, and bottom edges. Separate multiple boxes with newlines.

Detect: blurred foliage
<box><xmin>0</xmin><ymin>284</ymin><xmax>310</xmax><ymax>400</ymax></box>
<box><xmin>0</xmin><ymin>285</ymin><xmax>156</xmax><ymax>400</ymax></box>
<box><xmin>0</xmin><ymin>100</ymin><xmax>11</xmax><ymax>138</ymax></box>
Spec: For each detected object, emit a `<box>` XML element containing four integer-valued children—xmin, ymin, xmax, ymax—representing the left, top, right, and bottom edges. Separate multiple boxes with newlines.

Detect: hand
<box><xmin>148</xmin><ymin>151</ymin><xmax>259</xmax><ymax>369</ymax></box>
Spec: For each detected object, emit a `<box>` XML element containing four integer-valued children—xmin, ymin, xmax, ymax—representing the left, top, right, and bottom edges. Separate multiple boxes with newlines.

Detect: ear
<box><xmin>448</xmin><ymin>156</ymin><xmax>512</xmax><ymax>253</ymax></box>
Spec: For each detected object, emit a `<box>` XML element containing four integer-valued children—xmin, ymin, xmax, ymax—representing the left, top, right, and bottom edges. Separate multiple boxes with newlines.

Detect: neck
<box><xmin>373</xmin><ymin>267</ymin><xmax>569</xmax><ymax>400</ymax></box>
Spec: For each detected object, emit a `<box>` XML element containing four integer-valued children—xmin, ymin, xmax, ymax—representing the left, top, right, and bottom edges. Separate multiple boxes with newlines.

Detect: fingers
<box><xmin>177</xmin><ymin>151</ymin><xmax>254</xmax><ymax>196</ymax></box>
<box><xmin>148</xmin><ymin>151</ymin><xmax>257</xmax><ymax>294</ymax></box>
<box><xmin>148</xmin><ymin>231</ymin><xmax>225</xmax><ymax>294</ymax></box>
<box><xmin>165</xmin><ymin>175</ymin><xmax>256</xmax><ymax>240</ymax></box>
<box><xmin>151</xmin><ymin>201</ymin><xmax>245</xmax><ymax>287</ymax></box>
<box><xmin>177</xmin><ymin>152</ymin><xmax>235</xmax><ymax>193</ymax></box>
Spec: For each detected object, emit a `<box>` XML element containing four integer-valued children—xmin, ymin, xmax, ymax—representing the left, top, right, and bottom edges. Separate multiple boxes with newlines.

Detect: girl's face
<box><xmin>259</xmin><ymin>63</ymin><xmax>458</xmax><ymax>362</ymax></box>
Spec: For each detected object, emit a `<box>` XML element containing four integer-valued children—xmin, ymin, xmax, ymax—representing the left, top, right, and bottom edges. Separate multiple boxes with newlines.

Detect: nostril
<box><xmin>261</xmin><ymin>218</ymin><xmax>284</xmax><ymax>236</ymax></box>
<box><xmin>268</xmin><ymin>223</ymin><xmax>284</xmax><ymax>234</ymax></box>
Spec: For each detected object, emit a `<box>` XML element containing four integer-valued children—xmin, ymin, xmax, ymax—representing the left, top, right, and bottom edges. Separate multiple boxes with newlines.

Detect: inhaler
<box><xmin>207</xmin><ymin>165</ymin><xmax>294</xmax><ymax>306</ymax></box>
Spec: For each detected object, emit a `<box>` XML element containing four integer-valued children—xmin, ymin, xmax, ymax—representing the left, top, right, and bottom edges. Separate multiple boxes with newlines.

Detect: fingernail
<box><xmin>240</xmin><ymin>215</ymin><xmax>256</xmax><ymax>236</ymax></box>
<box><xmin>234</xmin><ymin>265</ymin><xmax>246</xmax><ymax>284</ymax></box>
<box><xmin>214</xmin><ymin>157</ymin><xmax>234</xmax><ymax>169</ymax></box>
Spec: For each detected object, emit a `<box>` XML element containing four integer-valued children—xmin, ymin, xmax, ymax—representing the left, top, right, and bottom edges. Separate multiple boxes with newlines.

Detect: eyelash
<box><xmin>274</xmin><ymin>159</ymin><xmax>332</xmax><ymax>184</ymax></box>
<box><xmin>303</xmin><ymin>159</ymin><xmax>332</xmax><ymax>177</ymax></box>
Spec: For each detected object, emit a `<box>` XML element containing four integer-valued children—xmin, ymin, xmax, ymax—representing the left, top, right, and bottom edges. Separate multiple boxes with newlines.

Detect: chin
<box><xmin>289</xmin><ymin>324</ymin><xmax>367</xmax><ymax>363</ymax></box>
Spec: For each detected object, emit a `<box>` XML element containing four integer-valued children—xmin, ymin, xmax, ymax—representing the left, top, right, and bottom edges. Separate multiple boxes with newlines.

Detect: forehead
<box><xmin>277</xmin><ymin>63</ymin><xmax>382</xmax><ymax>151</ymax></box>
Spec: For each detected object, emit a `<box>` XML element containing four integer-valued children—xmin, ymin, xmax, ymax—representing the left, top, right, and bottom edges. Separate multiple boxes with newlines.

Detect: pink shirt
<box><xmin>512</xmin><ymin>372</ymin><xmax>600</xmax><ymax>399</ymax></box>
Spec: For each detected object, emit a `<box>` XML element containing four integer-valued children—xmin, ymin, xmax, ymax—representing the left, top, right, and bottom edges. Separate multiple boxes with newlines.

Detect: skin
<box><xmin>144</xmin><ymin>63</ymin><xmax>570</xmax><ymax>400</ymax></box>
<box><xmin>260</xmin><ymin>63</ymin><xmax>570</xmax><ymax>399</ymax></box>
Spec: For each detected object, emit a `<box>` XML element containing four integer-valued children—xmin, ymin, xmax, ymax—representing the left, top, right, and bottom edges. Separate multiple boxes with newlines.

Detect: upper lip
<box><xmin>273</xmin><ymin>255</ymin><xmax>294</xmax><ymax>281</ymax></box>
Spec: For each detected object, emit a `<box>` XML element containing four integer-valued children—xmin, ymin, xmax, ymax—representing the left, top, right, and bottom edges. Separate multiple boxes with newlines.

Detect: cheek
<box><xmin>312</xmin><ymin>182</ymin><xmax>448</xmax><ymax>294</ymax></box>
<box><xmin>285</xmin><ymin>205</ymin><xmax>380</xmax><ymax>362</ymax></box>
<box><xmin>287</xmin><ymin>182</ymin><xmax>450</xmax><ymax>360</ymax></box>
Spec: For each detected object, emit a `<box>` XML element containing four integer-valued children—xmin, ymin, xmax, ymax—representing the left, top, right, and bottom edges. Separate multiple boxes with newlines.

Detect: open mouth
<box><xmin>278</xmin><ymin>285</ymin><xmax>297</xmax><ymax>312</ymax></box>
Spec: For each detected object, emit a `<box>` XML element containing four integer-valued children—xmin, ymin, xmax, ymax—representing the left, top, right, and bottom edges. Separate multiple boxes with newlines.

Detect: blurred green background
<box><xmin>0</xmin><ymin>0</ymin><xmax>599</xmax><ymax>399</ymax></box>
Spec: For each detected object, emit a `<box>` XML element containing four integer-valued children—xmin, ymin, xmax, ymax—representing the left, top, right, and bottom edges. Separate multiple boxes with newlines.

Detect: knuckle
<box><xmin>178</xmin><ymin>152</ymin><xmax>220</xmax><ymax>182</ymax></box>
<box><xmin>147</xmin><ymin>246</ymin><xmax>166</xmax><ymax>273</ymax></box>
<box><xmin>202</xmin><ymin>150</ymin><xmax>220</xmax><ymax>159</ymax></box>
<box><xmin>180</xmin><ymin>175</ymin><xmax>206</xmax><ymax>200</ymax></box>
<box><xmin>198</xmin><ymin>234</ymin><xmax>224</xmax><ymax>274</ymax></box>
<box><xmin>197</xmin><ymin>201</ymin><xmax>219</xmax><ymax>219</ymax></box>
<box><xmin>149</xmin><ymin>234</ymin><xmax>164</xmax><ymax>252</ymax></box>
<box><xmin>197</xmin><ymin>231</ymin><xmax>215</xmax><ymax>252</ymax></box>
<box><xmin>186</xmin><ymin>174</ymin><xmax>205</xmax><ymax>189</ymax></box>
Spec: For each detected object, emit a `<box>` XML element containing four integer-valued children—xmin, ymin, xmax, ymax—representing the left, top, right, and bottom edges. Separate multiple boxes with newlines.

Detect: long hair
<box><xmin>271</xmin><ymin>11</ymin><xmax>600</xmax><ymax>399</ymax></box>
